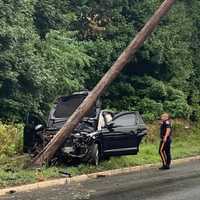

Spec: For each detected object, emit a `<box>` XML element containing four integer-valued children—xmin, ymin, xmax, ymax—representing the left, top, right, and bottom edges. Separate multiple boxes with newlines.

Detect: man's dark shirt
<box><xmin>160</xmin><ymin>120</ymin><xmax>172</xmax><ymax>141</ymax></box>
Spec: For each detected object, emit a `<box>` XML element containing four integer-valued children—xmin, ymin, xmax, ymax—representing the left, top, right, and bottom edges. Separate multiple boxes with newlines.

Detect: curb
<box><xmin>1</xmin><ymin>155</ymin><xmax>200</xmax><ymax>196</ymax></box>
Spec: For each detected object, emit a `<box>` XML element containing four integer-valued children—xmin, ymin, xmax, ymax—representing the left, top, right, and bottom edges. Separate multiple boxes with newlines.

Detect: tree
<box><xmin>0</xmin><ymin>0</ymin><xmax>200</xmax><ymax>122</ymax></box>
<box><xmin>0</xmin><ymin>1</ymin><xmax>91</xmax><ymax>120</ymax></box>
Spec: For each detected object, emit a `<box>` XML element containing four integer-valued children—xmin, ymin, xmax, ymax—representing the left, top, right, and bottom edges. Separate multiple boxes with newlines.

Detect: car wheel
<box><xmin>90</xmin><ymin>143</ymin><xmax>100</xmax><ymax>166</ymax></box>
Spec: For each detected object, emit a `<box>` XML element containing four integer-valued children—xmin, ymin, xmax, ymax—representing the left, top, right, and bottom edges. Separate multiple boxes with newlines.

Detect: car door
<box><xmin>23</xmin><ymin>113</ymin><xmax>46</xmax><ymax>153</ymax></box>
<box><xmin>101</xmin><ymin>112</ymin><xmax>139</xmax><ymax>156</ymax></box>
<box><xmin>135</xmin><ymin>112</ymin><xmax>148</xmax><ymax>146</ymax></box>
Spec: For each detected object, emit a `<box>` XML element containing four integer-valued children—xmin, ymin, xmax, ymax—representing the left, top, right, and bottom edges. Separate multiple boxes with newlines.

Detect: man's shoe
<box><xmin>159</xmin><ymin>166</ymin><xmax>165</xmax><ymax>170</ymax></box>
<box><xmin>159</xmin><ymin>166</ymin><xmax>170</xmax><ymax>170</ymax></box>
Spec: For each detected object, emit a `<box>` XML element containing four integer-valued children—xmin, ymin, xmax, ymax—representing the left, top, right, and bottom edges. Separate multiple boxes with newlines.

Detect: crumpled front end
<box><xmin>61</xmin><ymin>131</ymin><xmax>98</xmax><ymax>159</ymax></box>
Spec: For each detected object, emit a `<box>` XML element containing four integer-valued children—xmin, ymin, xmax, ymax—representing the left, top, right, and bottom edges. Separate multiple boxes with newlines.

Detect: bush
<box><xmin>190</xmin><ymin>105</ymin><xmax>200</xmax><ymax>121</ymax></box>
<box><xmin>145</xmin><ymin>78</ymin><xmax>167</xmax><ymax>101</ymax></box>
<box><xmin>142</xmin><ymin>112</ymin><xmax>156</xmax><ymax>122</ymax></box>
<box><xmin>164</xmin><ymin>99</ymin><xmax>192</xmax><ymax>118</ymax></box>
<box><xmin>0</xmin><ymin>122</ymin><xmax>23</xmax><ymax>160</ymax></box>
<box><xmin>166</xmin><ymin>86</ymin><xmax>186</xmax><ymax>101</ymax></box>
<box><xmin>137</xmin><ymin>98</ymin><xmax>164</xmax><ymax>121</ymax></box>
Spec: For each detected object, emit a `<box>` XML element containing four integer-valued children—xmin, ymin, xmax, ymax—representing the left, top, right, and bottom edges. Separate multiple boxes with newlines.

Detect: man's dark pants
<box><xmin>159</xmin><ymin>139</ymin><xmax>171</xmax><ymax>167</ymax></box>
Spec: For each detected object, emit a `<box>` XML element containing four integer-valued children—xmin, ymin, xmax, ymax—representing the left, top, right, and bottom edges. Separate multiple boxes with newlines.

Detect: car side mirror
<box><xmin>35</xmin><ymin>124</ymin><xmax>44</xmax><ymax>131</ymax></box>
<box><xmin>106</xmin><ymin>122</ymin><xmax>116</xmax><ymax>130</ymax></box>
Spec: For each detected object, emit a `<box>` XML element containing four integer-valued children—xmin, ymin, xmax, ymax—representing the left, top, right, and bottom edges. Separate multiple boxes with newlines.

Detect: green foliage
<box><xmin>165</xmin><ymin>86</ymin><xmax>186</xmax><ymax>101</ymax></box>
<box><xmin>0</xmin><ymin>1</ymin><xmax>91</xmax><ymax>120</ymax></box>
<box><xmin>190</xmin><ymin>105</ymin><xmax>200</xmax><ymax>122</ymax></box>
<box><xmin>34</xmin><ymin>0</ymin><xmax>76</xmax><ymax>38</ymax></box>
<box><xmin>0</xmin><ymin>0</ymin><xmax>200</xmax><ymax>121</ymax></box>
<box><xmin>137</xmin><ymin>98</ymin><xmax>164</xmax><ymax>121</ymax></box>
<box><xmin>39</xmin><ymin>30</ymin><xmax>92</xmax><ymax>98</ymax></box>
<box><xmin>0</xmin><ymin>122</ymin><xmax>23</xmax><ymax>159</ymax></box>
<box><xmin>164</xmin><ymin>99</ymin><xmax>192</xmax><ymax>119</ymax></box>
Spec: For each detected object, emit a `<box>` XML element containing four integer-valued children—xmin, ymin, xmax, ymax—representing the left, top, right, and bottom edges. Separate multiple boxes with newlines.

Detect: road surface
<box><xmin>1</xmin><ymin>159</ymin><xmax>200</xmax><ymax>200</ymax></box>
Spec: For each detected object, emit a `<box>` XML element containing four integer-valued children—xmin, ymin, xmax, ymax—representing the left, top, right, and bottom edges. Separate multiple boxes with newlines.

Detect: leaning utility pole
<box><xmin>33</xmin><ymin>0</ymin><xmax>176</xmax><ymax>166</ymax></box>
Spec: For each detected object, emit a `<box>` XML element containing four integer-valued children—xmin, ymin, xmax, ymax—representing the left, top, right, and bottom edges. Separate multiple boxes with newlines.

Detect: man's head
<box><xmin>160</xmin><ymin>113</ymin><xmax>170</xmax><ymax>122</ymax></box>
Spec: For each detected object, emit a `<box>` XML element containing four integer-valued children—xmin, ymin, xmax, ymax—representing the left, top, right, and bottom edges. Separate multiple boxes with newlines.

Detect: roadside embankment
<box><xmin>0</xmin><ymin>119</ymin><xmax>199</xmax><ymax>188</ymax></box>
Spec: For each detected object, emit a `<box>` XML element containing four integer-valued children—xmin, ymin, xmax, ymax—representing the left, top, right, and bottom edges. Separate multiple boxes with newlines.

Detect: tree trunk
<box><xmin>33</xmin><ymin>0</ymin><xmax>176</xmax><ymax>166</ymax></box>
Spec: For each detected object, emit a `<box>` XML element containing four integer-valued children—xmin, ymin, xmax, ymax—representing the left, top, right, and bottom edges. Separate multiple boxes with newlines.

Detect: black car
<box><xmin>24</xmin><ymin>91</ymin><xmax>147</xmax><ymax>165</ymax></box>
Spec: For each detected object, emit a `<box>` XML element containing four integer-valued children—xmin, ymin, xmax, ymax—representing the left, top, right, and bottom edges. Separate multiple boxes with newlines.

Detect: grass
<box><xmin>0</xmin><ymin>120</ymin><xmax>200</xmax><ymax>188</ymax></box>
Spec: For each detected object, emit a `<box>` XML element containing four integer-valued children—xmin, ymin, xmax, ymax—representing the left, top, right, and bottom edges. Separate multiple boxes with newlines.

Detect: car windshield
<box><xmin>53</xmin><ymin>94</ymin><xmax>96</xmax><ymax>118</ymax></box>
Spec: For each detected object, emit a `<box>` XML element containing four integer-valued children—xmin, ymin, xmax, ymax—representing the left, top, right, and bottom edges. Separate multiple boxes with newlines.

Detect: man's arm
<box><xmin>163</xmin><ymin>128</ymin><xmax>170</xmax><ymax>143</ymax></box>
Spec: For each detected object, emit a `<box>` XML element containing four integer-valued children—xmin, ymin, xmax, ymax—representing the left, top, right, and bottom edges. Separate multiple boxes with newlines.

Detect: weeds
<box><xmin>0</xmin><ymin>123</ymin><xmax>23</xmax><ymax>162</ymax></box>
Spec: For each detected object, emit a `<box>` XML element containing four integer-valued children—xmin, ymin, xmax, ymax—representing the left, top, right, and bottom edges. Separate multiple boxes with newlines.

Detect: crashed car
<box><xmin>23</xmin><ymin>91</ymin><xmax>147</xmax><ymax>165</ymax></box>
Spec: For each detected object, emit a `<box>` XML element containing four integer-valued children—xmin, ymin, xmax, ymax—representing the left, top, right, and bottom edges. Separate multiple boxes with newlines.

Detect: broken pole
<box><xmin>33</xmin><ymin>0</ymin><xmax>176</xmax><ymax>166</ymax></box>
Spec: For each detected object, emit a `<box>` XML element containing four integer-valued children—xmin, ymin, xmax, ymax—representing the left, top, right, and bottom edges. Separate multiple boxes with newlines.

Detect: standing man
<box><xmin>159</xmin><ymin>113</ymin><xmax>172</xmax><ymax>170</ymax></box>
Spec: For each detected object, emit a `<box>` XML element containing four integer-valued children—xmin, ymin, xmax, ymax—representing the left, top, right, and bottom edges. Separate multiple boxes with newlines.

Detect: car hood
<box><xmin>46</xmin><ymin>117</ymin><xmax>97</xmax><ymax>135</ymax></box>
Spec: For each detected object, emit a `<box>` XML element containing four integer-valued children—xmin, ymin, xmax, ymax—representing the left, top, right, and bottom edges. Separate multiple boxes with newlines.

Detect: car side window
<box><xmin>137</xmin><ymin>114</ymin><xmax>144</xmax><ymax>124</ymax></box>
<box><xmin>112</xmin><ymin>113</ymin><xmax>137</xmax><ymax>126</ymax></box>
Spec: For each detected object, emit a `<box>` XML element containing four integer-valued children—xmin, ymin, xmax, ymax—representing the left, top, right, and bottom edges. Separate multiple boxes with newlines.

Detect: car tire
<box><xmin>90</xmin><ymin>143</ymin><xmax>100</xmax><ymax>166</ymax></box>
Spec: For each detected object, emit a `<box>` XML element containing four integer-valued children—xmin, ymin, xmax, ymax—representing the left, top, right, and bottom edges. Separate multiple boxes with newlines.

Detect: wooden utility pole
<box><xmin>33</xmin><ymin>0</ymin><xmax>176</xmax><ymax>166</ymax></box>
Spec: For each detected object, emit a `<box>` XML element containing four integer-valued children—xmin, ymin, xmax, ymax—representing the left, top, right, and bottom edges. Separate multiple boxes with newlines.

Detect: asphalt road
<box><xmin>1</xmin><ymin>159</ymin><xmax>200</xmax><ymax>200</ymax></box>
